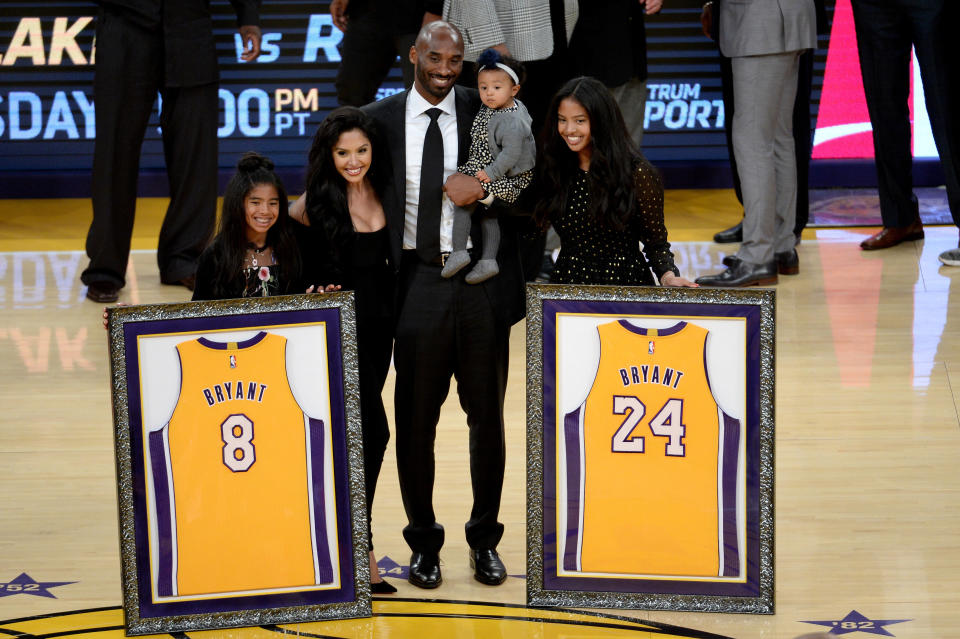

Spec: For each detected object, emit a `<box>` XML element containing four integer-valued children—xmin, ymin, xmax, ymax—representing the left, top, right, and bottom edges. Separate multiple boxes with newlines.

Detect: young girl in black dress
<box><xmin>193</xmin><ymin>152</ymin><xmax>304</xmax><ymax>300</ymax></box>
<box><xmin>291</xmin><ymin>106</ymin><xmax>397</xmax><ymax>593</ymax></box>
<box><xmin>534</xmin><ymin>77</ymin><xmax>697</xmax><ymax>288</ymax></box>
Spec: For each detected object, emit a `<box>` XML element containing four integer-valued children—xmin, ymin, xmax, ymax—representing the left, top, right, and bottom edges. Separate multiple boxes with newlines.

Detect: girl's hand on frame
<box><xmin>306</xmin><ymin>284</ymin><xmax>342</xmax><ymax>294</ymax></box>
<box><xmin>660</xmin><ymin>272</ymin><xmax>699</xmax><ymax>288</ymax></box>
<box><xmin>102</xmin><ymin>303</ymin><xmax>129</xmax><ymax>331</ymax></box>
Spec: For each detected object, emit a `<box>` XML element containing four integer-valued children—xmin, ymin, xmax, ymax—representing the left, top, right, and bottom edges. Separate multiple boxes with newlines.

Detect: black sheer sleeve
<box><xmin>631</xmin><ymin>160</ymin><xmax>680</xmax><ymax>281</ymax></box>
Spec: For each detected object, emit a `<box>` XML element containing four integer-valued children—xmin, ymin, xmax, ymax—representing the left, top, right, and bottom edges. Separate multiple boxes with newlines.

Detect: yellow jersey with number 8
<box><xmin>149</xmin><ymin>331</ymin><xmax>332</xmax><ymax>598</ymax></box>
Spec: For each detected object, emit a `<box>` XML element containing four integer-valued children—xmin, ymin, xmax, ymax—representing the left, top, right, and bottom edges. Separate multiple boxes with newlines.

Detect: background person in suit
<box><xmin>441</xmin><ymin>0</ymin><xmax>578</xmax><ymax>133</ymax></box>
<box><xmin>695</xmin><ymin>0</ymin><xmax>817</xmax><ymax>287</ymax></box>
<box><xmin>702</xmin><ymin>0</ymin><xmax>828</xmax><ymax>245</ymax></box>
<box><xmin>851</xmin><ymin>0</ymin><xmax>960</xmax><ymax>257</ymax></box>
<box><xmin>361</xmin><ymin>20</ymin><xmax>526</xmax><ymax>590</ymax></box>
<box><xmin>81</xmin><ymin>0</ymin><xmax>262</xmax><ymax>303</ymax></box>
<box><xmin>330</xmin><ymin>0</ymin><xmax>436</xmax><ymax>107</ymax></box>
<box><xmin>569</xmin><ymin>0</ymin><xmax>660</xmax><ymax>150</ymax></box>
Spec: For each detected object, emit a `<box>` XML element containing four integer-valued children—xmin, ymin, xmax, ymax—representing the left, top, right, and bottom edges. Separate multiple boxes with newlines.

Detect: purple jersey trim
<box><xmin>308</xmin><ymin>417</ymin><xmax>333</xmax><ymax>584</ymax></box>
<box><xmin>197</xmin><ymin>331</ymin><xmax>267</xmax><ymax>350</ymax></box>
<box><xmin>540</xmin><ymin>299</ymin><xmax>764</xmax><ymax>597</ymax></box>
<box><xmin>722</xmin><ymin>412</ymin><xmax>741</xmax><ymax>577</ymax></box>
<box><xmin>149</xmin><ymin>429</ymin><xmax>174</xmax><ymax>598</ymax></box>
<box><xmin>617</xmin><ymin>320</ymin><xmax>686</xmax><ymax>337</ymax></box>
<box><xmin>562</xmin><ymin>407</ymin><xmax>583</xmax><ymax>572</ymax></box>
<box><xmin>125</xmin><ymin>308</ymin><xmax>359</xmax><ymax>618</ymax></box>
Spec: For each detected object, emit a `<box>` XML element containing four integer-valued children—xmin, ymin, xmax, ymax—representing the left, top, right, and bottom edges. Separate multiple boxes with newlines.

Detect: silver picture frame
<box><xmin>107</xmin><ymin>292</ymin><xmax>371</xmax><ymax>634</ymax></box>
<box><xmin>526</xmin><ymin>283</ymin><xmax>775</xmax><ymax>614</ymax></box>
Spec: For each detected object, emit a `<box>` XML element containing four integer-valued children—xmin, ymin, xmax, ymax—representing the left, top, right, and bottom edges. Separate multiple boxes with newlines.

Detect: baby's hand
<box><xmin>476</xmin><ymin>169</ymin><xmax>491</xmax><ymax>184</ymax></box>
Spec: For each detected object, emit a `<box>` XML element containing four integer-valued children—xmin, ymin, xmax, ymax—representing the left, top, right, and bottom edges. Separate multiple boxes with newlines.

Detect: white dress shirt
<box><xmin>404</xmin><ymin>87</ymin><xmax>470</xmax><ymax>252</ymax></box>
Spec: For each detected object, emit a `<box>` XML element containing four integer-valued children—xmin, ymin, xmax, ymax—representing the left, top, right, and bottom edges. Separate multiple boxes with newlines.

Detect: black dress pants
<box><xmin>851</xmin><ymin>0</ymin><xmax>960</xmax><ymax>228</ymax></box>
<box><xmin>82</xmin><ymin>7</ymin><xmax>217</xmax><ymax>287</ymax></box>
<box><xmin>393</xmin><ymin>253</ymin><xmax>508</xmax><ymax>555</ymax></box>
<box><xmin>720</xmin><ymin>48</ymin><xmax>814</xmax><ymax>234</ymax></box>
<box><xmin>335</xmin><ymin>12</ymin><xmax>416</xmax><ymax>107</ymax></box>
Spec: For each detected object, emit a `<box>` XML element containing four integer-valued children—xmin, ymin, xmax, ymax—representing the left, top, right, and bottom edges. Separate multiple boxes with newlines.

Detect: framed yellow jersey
<box><xmin>107</xmin><ymin>295</ymin><xmax>371</xmax><ymax>634</ymax></box>
<box><xmin>525</xmin><ymin>285</ymin><xmax>775</xmax><ymax>614</ymax></box>
<box><xmin>560</xmin><ymin>320</ymin><xmax>740</xmax><ymax>578</ymax></box>
<box><xmin>148</xmin><ymin>332</ymin><xmax>333</xmax><ymax>597</ymax></box>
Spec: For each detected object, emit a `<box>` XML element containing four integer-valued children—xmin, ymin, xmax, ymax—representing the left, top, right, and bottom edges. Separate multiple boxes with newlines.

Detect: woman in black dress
<box><xmin>534</xmin><ymin>77</ymin><xmax>696</xmax><ymax>288</ymax></box>
<box><xmin>291</xmin><ymin>106</ymin><xmax>397</xmax><ymax>593</ymax></box>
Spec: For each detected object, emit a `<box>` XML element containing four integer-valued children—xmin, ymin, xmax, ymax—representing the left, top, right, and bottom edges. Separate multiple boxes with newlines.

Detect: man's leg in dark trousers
<box><xmin>908</xmin><ymin>1</ymin><xmax>960</xmax><ymax>225</ymax></box>
<box><xmin>851</xmin><ymin>0</ymin><xmax>918</xmax><ymax>227</ymax></box>
<box><xmin>393</xmin><ymin>260</ymin><xmax>507</xmax><ymax>555</ymax></box>
<box><xmin>157</xmin><ymin>83</ymin><xmax>218</xmax><ymax>283</ymax></box>
<box><xmin>82</xmin><ymin>8</ymin><xmax>161</xmax><ymax>287</ymax></box>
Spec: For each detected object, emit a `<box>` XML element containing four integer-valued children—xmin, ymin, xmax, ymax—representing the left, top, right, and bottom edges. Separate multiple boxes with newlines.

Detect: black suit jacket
<box><xmin>363</xmin><ymin>85</ymin><xmax>526</xmax><ymax>326</ymax></box>
<box><xmin>96</xmin><ymin>0</ymin><xmax>259</xmax><ymax>87</ymax></box>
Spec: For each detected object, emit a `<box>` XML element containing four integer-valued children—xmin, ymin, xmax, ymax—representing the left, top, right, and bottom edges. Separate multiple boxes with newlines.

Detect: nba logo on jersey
<box><xmin>229</xmin><ymin>354</ymin><xmax>237</xmax><ymax>368</ymax></box>
<box><xmin>648</xmin><ymin>340</ymin><xmax>654</xmax><ymax>355</ymax></box>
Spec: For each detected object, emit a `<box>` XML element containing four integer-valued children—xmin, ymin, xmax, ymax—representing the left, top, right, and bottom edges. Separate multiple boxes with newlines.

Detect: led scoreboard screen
<box><xmin>0</xmin><ymin>0</ymin><xmax>370</xmax><ymax>176</ymax></box>
<box><xmin>0</xmin><ymin>0</ymin><xmax>941</xmax><ymax>193</ymax></box>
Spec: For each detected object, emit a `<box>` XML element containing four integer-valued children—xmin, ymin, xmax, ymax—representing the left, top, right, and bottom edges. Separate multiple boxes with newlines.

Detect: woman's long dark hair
<box><xmin>206</xmin><ymin>152</ymin><xmax>300</xmax><ymax>297</ymax></box>
<box><xmin>304</xmin><ymin>106</ymin><xmax>387</xmax><ymax>266</ymax></box>
<box><xmin>533</xmin><ymin>76</ymin><xmax>646</xmax><ymax>231</ymax></box>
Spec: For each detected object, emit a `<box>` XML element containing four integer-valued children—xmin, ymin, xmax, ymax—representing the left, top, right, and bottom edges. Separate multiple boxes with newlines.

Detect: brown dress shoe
<box><xmin>86</xmin><ymin>281</ymin><xmax>121</xmax><ymax>303</ymax></box>
<box><xmin>860</xmin><ymin>218</ymin><xmax>924</xmax><ymax>250</ymax></box>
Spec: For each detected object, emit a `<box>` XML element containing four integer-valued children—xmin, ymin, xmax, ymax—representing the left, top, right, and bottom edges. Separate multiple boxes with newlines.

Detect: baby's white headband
<box><xmin>480</xmin><ymin>62</ymin><xmax>520</xmax><ymax>85</ymax></box>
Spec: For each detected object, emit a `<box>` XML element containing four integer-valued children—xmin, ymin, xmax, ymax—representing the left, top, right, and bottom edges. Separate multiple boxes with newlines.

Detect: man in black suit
<box><xmin>82</xmin><ymin>0</ymin><xmax>262</xmax><ymax>303</ymax></box>
<box><xmin>362</xmin><ymin>20</ymin><xmax>524</xmax><ymax>589</ymax></box>
<box><xmin>851</xmin><ymin>0</ymin><xmax>960</xmax><ymax>255</ymax></box>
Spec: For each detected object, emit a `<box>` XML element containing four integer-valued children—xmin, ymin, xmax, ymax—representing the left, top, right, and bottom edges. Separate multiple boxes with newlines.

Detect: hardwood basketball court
<box><xmin>1</xmin><ymin>190</ymin><xmax>958</xmax><ymax>638</ymax></box>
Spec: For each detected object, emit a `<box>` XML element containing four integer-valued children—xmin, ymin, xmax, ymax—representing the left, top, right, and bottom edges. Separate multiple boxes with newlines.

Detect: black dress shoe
<box><xmin>726</xmin><ymin>250</ymin><xmax>797</xmax><ymax>274</ymax></box>
<box><xmin>86</xmin><ymin>280</ymin><xmax>121</xmax><ymax>303</ymax></box>
<box><xmin>370</xmin><ymin>580</ymin><xmax>397</xmax><ymax>594</ymax></box>
<box><xmin>775</xmin><ymin>248</ymin><xmax>799</xmax><ymax>275</ymax></box>
<box><xmin>408</xmin><ymin>552</ymin><xmax>441</xmax><ymax>589</ymax></box>
<box><xmin>695</xmin><ymin>260</ymin><xmax>778</xmax><ymax>287</ymax></box>
<box><xmin>470</xmin><ymin>549</ymin><xmax>507</xmax><ymax>585</ymax></box>
<box><xmin>713</xmin><ymin>221</ymin><xmax>743</xmax><ymax>244</ymax></box>
<box><xmin>163</xmin><ymin>274</ymin><xmax>196</xmax><ymax>290</ymax></box>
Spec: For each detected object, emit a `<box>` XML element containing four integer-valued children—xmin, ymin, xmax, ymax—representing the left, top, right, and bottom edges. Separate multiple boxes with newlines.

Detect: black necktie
<box><xmin>417</xmin><ymin>107</ymin><xmax>444</xmax><ymax>262</ymax></box>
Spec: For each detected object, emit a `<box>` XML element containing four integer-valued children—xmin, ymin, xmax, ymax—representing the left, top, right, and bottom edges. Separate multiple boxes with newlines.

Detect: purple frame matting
<box><xmin>525</xmin><ymin>284</ymin><xmax>775</xmax><ymax>614</ymax></box>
